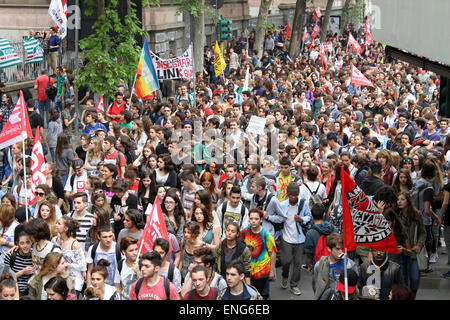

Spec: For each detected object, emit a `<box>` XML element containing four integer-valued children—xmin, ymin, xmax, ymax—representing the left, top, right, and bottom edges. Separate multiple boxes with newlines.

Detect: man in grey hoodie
<box><xmin>304</xmin><ymin>203</ymin><xmax>337</xmax><ymax>274</ymax></box>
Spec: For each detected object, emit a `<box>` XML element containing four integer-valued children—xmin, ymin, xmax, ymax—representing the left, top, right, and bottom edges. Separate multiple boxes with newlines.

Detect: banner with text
<box><xmin>151</xmin><ymin>46</ymin><xmax>193</xmax><ymax>80</ymax></box>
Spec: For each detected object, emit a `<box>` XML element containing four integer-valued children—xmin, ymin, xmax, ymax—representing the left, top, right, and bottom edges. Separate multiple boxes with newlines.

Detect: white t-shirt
<box><xmin>282</xmin><ymin>205</ymin><xmax>301</xmax><ymax>244</ymax></box>
<box><xmin>299</xmin><ymin>181</ymin><xmax>327</xmax><ymax>205</ymax></box>
<box><xmin>13</xmin><ymin>185</ymin><xmax>33</xmax><ymax>208</ymax></box>
<box><xmin>119</xmin><ymin>261</ymin><xmax>138</xmax><ymax>300</ymax></box>
<box><xmin>64</xmin><ymin>173</ymin><xmax>88</xmax><ymax>194</ymax></box>
<box><xmin>216</xmin><ymin>202</ymin><xmax>249</xmax><ymax>239</ymax></box>
<box><xmin>0</xmin><ymin>221</ymin><xmax>19</xmax><ymax>263</ymax></box>
<box><xmin>86</xmin><ymin>243</ymin><xmax>122</xmax><ymax>286</ymax></box>
<box><xmin>155</xmin><ymin>168</ymin><xmax>169</xmax><ymax>185</ymax></box>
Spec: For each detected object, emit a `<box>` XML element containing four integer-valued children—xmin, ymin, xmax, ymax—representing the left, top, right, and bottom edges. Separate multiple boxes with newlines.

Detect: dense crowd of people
<box><xmin>0</xmin><ymin>20</ymin><xmax>447</xmax><ymax>301</ymax></box>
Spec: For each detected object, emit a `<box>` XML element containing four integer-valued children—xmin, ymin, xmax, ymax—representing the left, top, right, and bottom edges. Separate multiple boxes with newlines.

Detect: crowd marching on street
<box><xmin>0</xmin><ymin>18</ymin><xmax>448</xmax><ymax>302</ymax></box>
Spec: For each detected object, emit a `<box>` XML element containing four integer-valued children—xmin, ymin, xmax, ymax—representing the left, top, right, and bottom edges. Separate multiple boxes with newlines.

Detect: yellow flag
<box><xmin>214</xmin><ymin>41</ymin><xmax>226</xmax><ymax>77</ymax></box>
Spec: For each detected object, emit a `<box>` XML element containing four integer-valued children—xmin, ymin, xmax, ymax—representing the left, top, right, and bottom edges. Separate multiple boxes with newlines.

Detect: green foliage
<box><xmin>172</xmin><ymin>0</ymin><xmax>206</xmax><ymax>17</ymax></box>
<box><xmin>345</xmin><ymin>0</ymin><xmax>365</xmax><ymax>25</ymax></box>
<box><xmin>75</xmin><ymin>0</ymin><xmax>150</xmax><ymax>98</ymax></box>
<box><xmin>257</xmin><ymin>22</ymin><xmax>276</xmax><ymax>33</ymax></box>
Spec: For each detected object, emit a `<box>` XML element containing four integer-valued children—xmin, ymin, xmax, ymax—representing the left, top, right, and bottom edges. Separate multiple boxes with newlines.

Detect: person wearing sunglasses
<box><xmin>32</xmin><ymin>184</ymin><xmax>63</xmax><ymax>220</ymax></box>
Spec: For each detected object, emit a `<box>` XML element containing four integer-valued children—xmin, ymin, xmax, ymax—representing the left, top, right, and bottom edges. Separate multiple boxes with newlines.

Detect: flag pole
<box><xmin>129</xmin><ymin>73</ymin><xmax>138</xmax><ymax>107</ymax></box>
<box><xmin>22</xmin><ymin>131</ymin><xmax>29</xmax><ymax>222</ymax></box>
<box><xmin>344</xmin><ymin>248</ymin><xmax>348</xmax><ymax>300</ymax></box>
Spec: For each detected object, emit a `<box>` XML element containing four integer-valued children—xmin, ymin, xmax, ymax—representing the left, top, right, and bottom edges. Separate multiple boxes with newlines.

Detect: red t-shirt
<box><xmin>103</xmin><ymin>149</ymin><xmax>127</xmax><ymax>178</ymax></box>
<box><xmin>182</xmin><ymin>287</ymin><xmax>217</xmax><ymax>300</ymax></box>
<box><xmin>35</xmin><ymin>75</ymin><xmax>54</xmax><ymax>101</ymax></box>
<box><xmin>130</xmin><ymin>277</ymin><xmax>180</xmax><ymax>300</ymax></box>
<box><xmin>128</xmin><ymin>179</ymin><xmax>140</xmax><ymax>195</ymax></box>
<box><xmin>107</xmin><ymin>101</ymin><xmax>127</xmax><ymax>123</ymax></box>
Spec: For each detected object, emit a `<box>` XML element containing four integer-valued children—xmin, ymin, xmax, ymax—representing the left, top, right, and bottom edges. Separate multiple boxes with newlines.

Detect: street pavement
<box><xmin>269</xmin><ymin>242</ymin><xmax>450</xmax><ymax>300</ymax></box>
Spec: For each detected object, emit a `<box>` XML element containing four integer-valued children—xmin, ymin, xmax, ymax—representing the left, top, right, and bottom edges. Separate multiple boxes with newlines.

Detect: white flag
<box><xmin>242</xmin><ymin>66</ymin><xmax>250</xmax><ymax>92</ymax></box>
<box><xmin>48</xmin><ymin>0</ymin><xmax>67</xmax><ymax>39</ymax></box>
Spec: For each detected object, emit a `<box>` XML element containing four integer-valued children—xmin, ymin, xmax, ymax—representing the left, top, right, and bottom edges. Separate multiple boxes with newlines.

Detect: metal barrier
<box><xmin>0</xmin><ymin>38</ymin><xmax>76</xmax><ymax>84</ymax></box>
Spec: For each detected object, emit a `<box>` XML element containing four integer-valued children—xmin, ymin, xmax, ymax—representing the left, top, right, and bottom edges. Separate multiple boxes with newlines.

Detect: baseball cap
<box><xmin>286</xmin><ymin>181</ymin><xmax>300</xmax><ymax>196</ymax></box>
<box><xmin>336</xmin><ymin>269</ymin><xmax>358</xmax><ymax>294</ymax></box>
<box><xmin>360</xmin><ymin>285</ymin><xmax>380</xmax><ymax>300</ymax></box>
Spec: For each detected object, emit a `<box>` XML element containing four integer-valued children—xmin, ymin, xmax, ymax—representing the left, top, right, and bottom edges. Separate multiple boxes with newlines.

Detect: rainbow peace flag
<box><xmin>135</xmin><ymin>38</ymin><xmax>160</xmax><ymax>99</ymax></box>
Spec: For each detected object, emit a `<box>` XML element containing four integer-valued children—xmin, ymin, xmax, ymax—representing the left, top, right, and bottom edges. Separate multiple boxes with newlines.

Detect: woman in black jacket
<box><xmin>153</xmin><ymin>153</ymin><xmax>178</xmax><ymax>188</ymax></box>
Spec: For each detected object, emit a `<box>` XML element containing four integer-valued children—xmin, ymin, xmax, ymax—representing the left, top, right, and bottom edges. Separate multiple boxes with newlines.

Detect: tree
<box><xmin>288</xmin><ymin>0</ymin><xmax>307</xmax><ymax>59</ymax></box>
<box><xmin>340</xmin><ymin>0</ymin><xmax>352</xmax><ymax>34</ymax></box>
<box><xmin>172</xmin><ymin>0</ymin><xmax>209</xmax><ymax>75</ymax></box>
<box><xmin>320</xmin><ymin>0</ymin><xmax>334</xmax><ymax>42</ymax></box>
<box><xmin>75</xmin><ymin>0</ymin><xmax>152</xmax><ymax>98</ymax></box>
<box><xmin>253</xmin><ymin>0</ymin><xmax>272</xmax><ymax>59</ymax></box>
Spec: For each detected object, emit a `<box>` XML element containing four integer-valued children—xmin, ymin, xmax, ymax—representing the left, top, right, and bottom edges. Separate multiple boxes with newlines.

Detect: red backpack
<box><xmin>314</xmin><ymin>234</ymin><xmax>330</xmax><ymax>264</ymax></box>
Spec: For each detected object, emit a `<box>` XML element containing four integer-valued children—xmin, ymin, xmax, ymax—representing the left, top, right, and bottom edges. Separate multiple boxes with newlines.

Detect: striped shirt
<box><xmin>181</xmin><ymin>185</ymin><xmax>203</xmax><ymax>217</ymax></box>
<box><xmin>4</xmin><ymin>252</ymin><xmax>33</xmax><ymax>295</ymax></box>
<box><xmin>67</xmin><ymin>211</ymin><xmax>95</xmax><ymax>252</ymax></box>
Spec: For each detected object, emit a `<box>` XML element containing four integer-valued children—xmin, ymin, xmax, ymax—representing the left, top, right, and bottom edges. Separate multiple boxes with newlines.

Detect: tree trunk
<box><xmin>288</xmin><ymin>0</ymin><xmax>306</xmax><ymax>59</ymax></box>
<box><xmin>320</xmin><ymin>0</ymin><xmax>334</xmax><ymax>42</ymax></box>
<box><xmin>254</xmin><ymin>0</ymin><xmax>272</xmax><ymax>59</ymax></box>
<box><xmin>340</xmin><ymin>0</ymin><xmax>352</xmax><ymax>34</ymax></box>
<box><xmin>193</xmin><ymin>0</ymin><xmax>205</xmax><ymax>74</ymax></box>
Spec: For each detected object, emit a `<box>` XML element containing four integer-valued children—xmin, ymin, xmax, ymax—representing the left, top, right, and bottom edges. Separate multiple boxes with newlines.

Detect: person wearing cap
<box><xmin>279</xmin><ymin>181</ymin><xmax>312</xmax><ymax>296</ymax></box>
<box><xmin>358</xmin><ymin>248</ymin><xmax>403</xmax><ymax>300</ymax></box>
<box><xmin>332</xmin><ymin>269</ymin><xmax>359</xmax><ymax>300</ymax></box>
<box><xmin>313</xmin><ymin>233</ymin><xmax>358</xmax><ymax>300</ymax></box>
<box><xmin>47</xmin><ymin>26</ymin><xmax>60</xmax><ymax>75</ymax></box>
<box><xmin>360</xmin><ymin>285</ymin><xmax>380</xmax><ymax>300</ymax></box>
<box><xmin>107</xmin><ymin>92</ymin><xmax>127</xmax><ymax>124</ymax></box>
<box><xmin>327</xmin><ymin>131</ymin><xmax>346</xmax><ymax>156</ymax></box>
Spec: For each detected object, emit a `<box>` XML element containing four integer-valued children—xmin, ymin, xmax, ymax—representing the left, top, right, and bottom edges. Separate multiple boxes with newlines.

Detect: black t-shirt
<box><xmin>27</xmin><ymin>109</ymin><xmax>44</xmax><ymax>130</ymax></box>
<box><xmin>229</xmin><ymin>291</ymin><xmax>244</xmax><ymax>300</ymax></box>
<box><xmin>110</xmin><ymin>193</ymin><xmax>138</xmax><ymax>236</ymax></box>
<box><xmin>75</xmin><ymin>146</ymin><xmax>87</xmax><ymax>163</ymax></box>
<box><xmin>443</xmin><ymin>183</ymin><xmax>450</xmax><ymax>226</ymax></box>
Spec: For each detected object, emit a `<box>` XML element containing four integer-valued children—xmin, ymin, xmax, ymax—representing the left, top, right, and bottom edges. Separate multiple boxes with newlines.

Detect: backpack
<box><xmin>296</xmin><ymin>198</ymin><xmax>312</xmax><ymax>235</ymax></box>
<box><xmin>134</xmin><ymin>276</ymin><xmax>171</xmax><ymax>300</ymax></box>
<box><xmin>304</xmin><ymin>182</ymin><xmax>323</xmax><ymax>209</ymax></box>
<box><xmin>117</xmin><ymin>258</ymin><xmax>143</xmax><ymax>274</ymax></box>
<box><xmin>410</xmin><ymin>179</ymin><xmax>433</xmax><ymax>214</ymax></box>
<box><xmin>187</xmin><ymin>286</ymin><xmax>219</xmax><ymax>300</ymax></box>
<box><xmin>314</xmin><ymin>232</ymin><xmax>330</xmax><ymax>264</ymax></box>
<box><xmin>45</xmin><ymin>76</ymin><xmax>57</xmax><ymax>101</ymax></box>
<box><xmin>90</xmin><ymin>242</ymin><xmax>122</xmax><ymax>266</ymax></box>
<box><xmin>221</xmin><ymin>201</ymin><xmax>246</xmax><ymax>232</ymax></box>
<box><xmin>101</xmin><ymin>150</ymin><xmax>123</xmax><ymax>168</ymax></box>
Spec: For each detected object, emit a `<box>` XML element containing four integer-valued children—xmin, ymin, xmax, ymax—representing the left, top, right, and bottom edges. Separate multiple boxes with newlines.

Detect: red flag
<box><xmin>29</xmin><ymin>126</ymin><xmax>47</xmax><ymax>206</ymax></box>
<box><xmin>365</xmin><ymin>23</ymin><xmax>374</xmax><ymax>44</ymax></box>
<box><xmin>340</xmin><ymin>166</ymin><xmax>399</xmax><ymax>254</ymax></box>
<box><xmin>313</xmin><ymin>7</ymin><xmax>322</xmax><ymax>20</ymax></box>
<box><xmin>309</xmin><ymin>38</ymin><xmax>316</xmax><ymax>52</ymax></box>
<box><xmin>348</xmin><ymin>32</ymin><xmax>362</xmax><ymax>54</ymax></box>
<box><xmin>302</xmin><ymin>26</ymin><xmax>309</xmax><ymax>42</ymax></box>
<box><xmin>320</xmin><ymin>43</ymin><xmax>327</xmax><ymax>72</ymax></box>
<box><xmin>311</xmin><ymin>24</ymin><xmax>320</xmax><ymax>39</ymax></box>
<box><xmin>97</xmin><ymin>96</ymin><xmax>104</xmax><ymax>112</ymax></box>
<box><xmin>351</xmin><ymin>64</ymin><xmax>374</xmax><ymax>87</ymax></box>
<box><xmin>137</xmin><ymin>197</ymin><xmax>172</xmax><ymax>255</ymax></box>
<box><xmin>286</xmin><ymin>23</ymin><xmax>291</xmax><ymax>39</ymax></box>
<box><xmin>0</xmin><ymin>91</ymin><xmax>32</xmax><ymax>150</ymax></box>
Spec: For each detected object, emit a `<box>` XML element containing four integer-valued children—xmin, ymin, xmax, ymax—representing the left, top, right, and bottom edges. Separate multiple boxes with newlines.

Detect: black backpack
<box><xmin>90</xmin><ymin>242</ymin><xmax>122</xmax><ymax>266</ymax></box>
<box><xmin>221</xmin><ymin>201</ymin><xmax>246</xmax><ymax>232</ymax></box>
<box><xmin>134</xmin><ymin>276</ymin><xmax>171</xmax><ymax>300</ymax></box>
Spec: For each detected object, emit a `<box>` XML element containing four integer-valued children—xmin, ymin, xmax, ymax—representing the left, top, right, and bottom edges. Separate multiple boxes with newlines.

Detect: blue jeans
<box><xmin>401</xmin><ymin>255</ymin><xmax>420</xmax><ymax>294</ymax></box>
<box><xmin>62</xmin><ymin>175</ymin><xmax>68</xmax><ymax>187</ymax></box>
<box><xmin>38</xmin><ymin>99</ymin><xmax>51</xmax><ymax>127</ymax></box>
<box><xmin>50</xmin><ymin>147</ymin><xmax>56</xmax><ymax>163</ymax></box>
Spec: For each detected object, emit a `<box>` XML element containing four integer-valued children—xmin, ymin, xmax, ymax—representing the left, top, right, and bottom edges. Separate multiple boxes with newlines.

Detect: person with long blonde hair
<box><xmin>28</xmin><ymin>252</ymin><xmax>75</xmax><ymax>300</ymax></box>
<box><xmin>85</xmin><ymin>138</ymin><xmax>103</xmax><ymax>176</ymax></box>
<box><xmin>131</xmin><ymin>119</ymin><xmax>148</xmax><ymax>154</ymax></box>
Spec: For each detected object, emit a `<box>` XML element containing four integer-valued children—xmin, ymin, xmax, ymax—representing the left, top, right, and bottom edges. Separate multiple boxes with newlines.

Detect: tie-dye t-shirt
<box><xmin>240</xmin><ymin>226</ymin><xmax>277</xmax><ymax>279</ymax></box>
